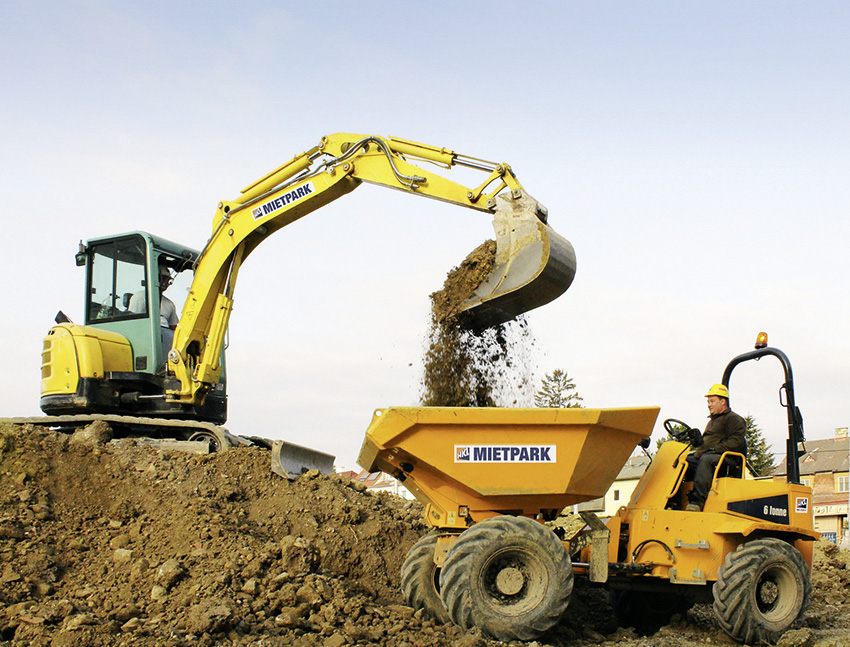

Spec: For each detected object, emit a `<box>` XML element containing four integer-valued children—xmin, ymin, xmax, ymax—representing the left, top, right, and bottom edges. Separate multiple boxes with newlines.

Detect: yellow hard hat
<box><xmin>705</xmin><ymin>384</ymin><xmax>729</xmax><ymax>399</ymax></box>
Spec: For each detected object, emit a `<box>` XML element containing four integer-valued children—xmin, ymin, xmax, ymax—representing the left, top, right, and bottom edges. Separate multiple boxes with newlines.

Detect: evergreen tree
<box><xmin>534</xmin><ymin>369</ymin><xmax>583</xmax><ymax>408</ymax></box>
<box><xmin>743</xmin><ymin>414</ymin><xmax>776</xmax><ymax>476</ymax></box>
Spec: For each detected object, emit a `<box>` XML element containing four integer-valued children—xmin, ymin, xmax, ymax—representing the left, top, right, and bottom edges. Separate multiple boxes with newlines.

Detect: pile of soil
<box><xmin>420</xmin><ymin>241</ymin><xmax>538</xmax><ymax>407</ymax></box>
<box><xmin>1</xmin><ymin>422</ymin><xmax>848</xmax><ymax>647</ymax></box>
<box><xmin>0</xmin><ymin>422</ymin><xmax>434</xmax><ymax>647</ymax></box>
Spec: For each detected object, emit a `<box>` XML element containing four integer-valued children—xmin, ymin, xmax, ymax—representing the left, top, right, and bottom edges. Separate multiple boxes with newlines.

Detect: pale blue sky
<box><xmin>2</xmin><ymin>1</ymin><xmax>848</xmax><ymax>466</ymax></box>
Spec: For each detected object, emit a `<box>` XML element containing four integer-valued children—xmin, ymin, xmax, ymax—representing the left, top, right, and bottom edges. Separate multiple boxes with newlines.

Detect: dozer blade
<box><xmin>459</xmin><ymin>193</ymin><xmax>576</xmax><ymax>330</ymax></box>
<box><xmin>271</xmin><ymin>440</ymin><xmax>336</xmax><ymax>479</ymax></box>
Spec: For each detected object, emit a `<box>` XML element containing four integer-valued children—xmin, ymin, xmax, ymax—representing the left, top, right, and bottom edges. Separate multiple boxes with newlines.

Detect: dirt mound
<box><xmin>0</xmin><ymin>422</ymin><xmax>454</xmax><ymax>647</ymax></box>
<box><xmin>1</xmin><ymin>422</ymin><xmax>848</xmax><ymax>647</ymax></box>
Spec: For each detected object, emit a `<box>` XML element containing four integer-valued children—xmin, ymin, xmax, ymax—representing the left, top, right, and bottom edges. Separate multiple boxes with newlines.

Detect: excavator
<box><xmin>19</xmin><ymin>134</ymin><xmax>577</xmax><ymax>474</ymax></box>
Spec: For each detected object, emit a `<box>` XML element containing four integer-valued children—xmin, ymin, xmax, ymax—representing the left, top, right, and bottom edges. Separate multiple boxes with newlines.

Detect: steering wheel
<box><xmin>663</xmin><ymin>418</ymin><xmax>694</xmax><ymax>442</ymax></box>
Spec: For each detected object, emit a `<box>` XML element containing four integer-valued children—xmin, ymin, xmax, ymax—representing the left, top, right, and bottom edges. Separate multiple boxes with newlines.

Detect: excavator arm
<box><xmin>168</xmin><ymin>133</ymin><xmax>576</xmax><ymax>405</ymax></box>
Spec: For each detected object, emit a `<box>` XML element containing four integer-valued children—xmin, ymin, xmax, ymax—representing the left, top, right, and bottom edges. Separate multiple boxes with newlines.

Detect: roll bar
<box><xmin>721</xmin><ymin>338</ymin><xmax>805</xmax><ymax>484</ymax></box>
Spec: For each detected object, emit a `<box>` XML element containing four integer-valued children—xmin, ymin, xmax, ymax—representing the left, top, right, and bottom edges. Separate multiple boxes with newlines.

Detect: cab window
<box><xmin>86</xmin><ymin>237</ymin><xmax>148</xmax><ymax>324</ymax></box>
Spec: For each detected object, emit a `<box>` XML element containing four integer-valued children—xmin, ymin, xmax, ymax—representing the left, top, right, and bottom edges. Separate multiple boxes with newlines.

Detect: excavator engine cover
<box><xmin>460</xmin><ymin>194</ymin><xmax>576</xmax><ymax>331</ymax></box>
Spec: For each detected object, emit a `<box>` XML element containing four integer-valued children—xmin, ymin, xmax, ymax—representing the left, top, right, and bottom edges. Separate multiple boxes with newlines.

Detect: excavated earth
<box><xmin>421</xmin><ymin>240</ymin><xmax>538</xmax><ymax>408</ymax></box>
<box><xmin>1</xmin><ymin>421</ymin><xmax>849</xmax><ymax>647</ymax></box>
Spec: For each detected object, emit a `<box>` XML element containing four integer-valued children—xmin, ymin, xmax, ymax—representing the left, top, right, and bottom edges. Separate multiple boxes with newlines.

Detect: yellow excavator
<box><xmin>23</xmin><ymin>134</ymin><xmax>576</xmax><ymax>472</ymax></box>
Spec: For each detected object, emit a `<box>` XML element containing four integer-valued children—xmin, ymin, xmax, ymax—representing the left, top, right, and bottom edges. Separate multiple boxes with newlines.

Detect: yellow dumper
<box><xmin>358</xmin><ymin>406</ymin><xmax>658</xmax><ymax>527</ymax></box>
<box><xmin>359</xmin><ymin>406</ymin><xmax>659</xmax><ymax>640</ymax></box>
<box><xmin>358</xmin><ymin>338</ymin><xmax>818</xmax><ymax>645</ymax></box>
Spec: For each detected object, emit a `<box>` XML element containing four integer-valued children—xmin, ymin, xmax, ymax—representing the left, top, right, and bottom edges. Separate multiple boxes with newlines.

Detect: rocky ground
<box><xmin>1</xmin><ymin>421</ymin><xmax>848</xmax><ymax>647</ymax></box>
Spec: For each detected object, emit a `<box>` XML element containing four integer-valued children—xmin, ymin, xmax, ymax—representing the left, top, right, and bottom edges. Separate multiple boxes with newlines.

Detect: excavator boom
<box><xmin>170</xmin><ymin>133</ymin><xmax>576</xmax><ymax>406</ymax></box>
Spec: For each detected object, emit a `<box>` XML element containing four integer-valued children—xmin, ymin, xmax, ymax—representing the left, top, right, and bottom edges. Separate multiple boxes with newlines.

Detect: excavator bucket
<box><xmin>459</xmin><ymin>194</ymin><xmax>576</xmax><ymax>331</ymax></box>
<box><xmin>270</xmin><ymin>440</ymin><xmax>336</xmax><ymax>479</ymax></box>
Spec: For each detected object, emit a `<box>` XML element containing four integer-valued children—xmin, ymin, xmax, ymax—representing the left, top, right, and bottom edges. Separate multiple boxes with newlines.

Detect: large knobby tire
<box><xmin>439</xmin><ymin>515</ymin><xmax>573</xmax><ymax>642</ymax></box>
<box><xmin>400</xmin><ymin>532</ymin><xmax>451</xmax><ymax>624</ymax></box>
<box><xmin>611</xmin><ymin>589</ymin><xmax>693</xmax><ymax>635</ymax></box>
<box><xmin>713</xmin><ymin>538</ymin><xmax>811</xmax><ymax>644</ymax></box>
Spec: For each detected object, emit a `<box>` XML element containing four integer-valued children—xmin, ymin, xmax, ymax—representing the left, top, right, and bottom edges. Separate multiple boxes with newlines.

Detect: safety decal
<box><xmin>795</xmin><ymin>497</ymin><xmax>809</xmax><ymax>514</ymax></box>
<box><xmin>251</xmin><ymin>181</ymin><xmax>315</xmax><ymax>220</ymax></box>
<box><xmin>727</xmin><ymin>494</ymin><xmax>790</xmax><ymax>524</ymax></box>
<box><xmin>454</xmin><ymin>445</ymin><xmax>557</xmax><ymax>463</ymax></box>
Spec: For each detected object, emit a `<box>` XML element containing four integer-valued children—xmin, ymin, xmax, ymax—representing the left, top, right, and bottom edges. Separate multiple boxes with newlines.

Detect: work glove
<box><xmin>689</xmin><ymin>428</ymin><xmax>703</xmax><ymax>447</ymax></box>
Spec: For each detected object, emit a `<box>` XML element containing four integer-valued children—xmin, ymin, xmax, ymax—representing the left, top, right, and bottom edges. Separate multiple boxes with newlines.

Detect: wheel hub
<box><xmin>758</xmin><ymin>579</ymin><xmax>779</xmax><ymax>607</ymax></box>
<box><xmin>495</xmin><ymin>567</ymin><xmax>524</xmax><ymax>596</ymax></box>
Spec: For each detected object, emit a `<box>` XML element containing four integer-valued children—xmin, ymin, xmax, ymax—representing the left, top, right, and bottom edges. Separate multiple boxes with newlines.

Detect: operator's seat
<box><xmin>717</xmin><ymin>437</ymin><xmax>748</xmax><ymax>479</ymax></box>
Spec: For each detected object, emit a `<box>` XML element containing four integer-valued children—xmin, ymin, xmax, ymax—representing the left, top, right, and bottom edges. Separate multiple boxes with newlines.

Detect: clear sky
<box><xmin>2</xmin><ymin>1</ymin><xmax>848</xmax><ymax>469</ymax></box>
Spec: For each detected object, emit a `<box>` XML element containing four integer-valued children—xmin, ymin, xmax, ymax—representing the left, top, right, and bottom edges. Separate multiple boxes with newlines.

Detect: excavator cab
<box><xmin>40</xmin><ymin>232</ymin><xmax>228</xmax><ymax>424</ymax></box>
<box><xmin>83</xmin><ymin>233</ymin><xmax>191</xmax><ymax>370</ymax></box>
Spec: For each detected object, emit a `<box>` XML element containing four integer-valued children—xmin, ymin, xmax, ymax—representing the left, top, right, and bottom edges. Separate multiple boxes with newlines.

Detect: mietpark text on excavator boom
<box><xmin>168</xmin><ymin>133</ymin><xmax>576</xmax><ymax>408</ymax></box>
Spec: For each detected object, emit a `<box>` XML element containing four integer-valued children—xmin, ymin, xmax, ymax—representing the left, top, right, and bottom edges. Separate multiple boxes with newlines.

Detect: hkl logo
<box><xmin>456</xmin><ymin>447</ymin><xmax>471</xmax><ymax>461</ymax></box>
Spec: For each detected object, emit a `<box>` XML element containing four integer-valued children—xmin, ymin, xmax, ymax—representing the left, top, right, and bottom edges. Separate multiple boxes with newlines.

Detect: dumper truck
<box><xmin>358</xmin><ymin>334</ymin><xmax>816</xmax><ymax>643</ymax></box>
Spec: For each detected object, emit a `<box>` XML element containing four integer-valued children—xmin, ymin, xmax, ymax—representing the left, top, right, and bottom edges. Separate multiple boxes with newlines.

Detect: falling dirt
<box><xmin>420</xmin><ymin>241</ymin><xmax>538</xmax><ymax>408</ymax></box>
<box><xmin>1</xmin><ymin>422</ymin><xmax>848</xmax><ymax>647</ymax></box>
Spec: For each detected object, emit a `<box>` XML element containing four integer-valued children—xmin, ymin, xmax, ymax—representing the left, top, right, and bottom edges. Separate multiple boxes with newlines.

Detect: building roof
<box><xmin>616</xmin><ymin>454</ymin><xmax>651</xmax><ymax>480</ymax></box>
<box><xmin>353</xmin><ymin>470</ymin><xmax>396</xmax><ymax>488</ymax></box>
<box><xmin>773</xmin><ymin>435</ymin><xmax>849</xmax><ymax>476</ymax></box>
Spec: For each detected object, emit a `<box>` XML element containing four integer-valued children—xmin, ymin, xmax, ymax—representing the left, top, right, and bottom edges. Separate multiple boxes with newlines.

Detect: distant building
<box><xmin>352</xmin><ymin>470</ymin><xmax>416</xmax><ymax>500</ymax></box>
<box><xmin>773</xmin><ymin>427</ymin><xmax>849</xmax><ymax>545</ymax></box>
<box><xmin>577</xmin><ymin>454</ymin><xmax>651</xmax><ymax>517</ymax></box>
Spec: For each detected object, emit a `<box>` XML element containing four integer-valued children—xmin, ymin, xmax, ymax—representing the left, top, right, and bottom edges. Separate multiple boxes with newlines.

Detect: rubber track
<box><xmin>713</xmin><ymin>538</ymin><xmax>811</xmax><ymax>644</ymax></box>
<box><xmin>440</xmin><ymin>515</ymin><xmax>573</xmax><ymax>641</ymax></box>
<box><xmin>0</xmin><ymin>414</ymin><xmax>242</xmax><ymax>453</ymax></box>
<box><xmin>0</xmin><ymin>414</ymin><xmax>228</xmax><ymax>434</ymax></box>
<box><xmin>400</xmin><ymin>532</ymin><xmax>450</xmax><ymax>624</ymax></box>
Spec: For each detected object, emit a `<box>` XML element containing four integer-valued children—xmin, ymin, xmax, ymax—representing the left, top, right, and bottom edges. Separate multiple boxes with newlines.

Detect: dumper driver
<box><xmin>684</xmin><ymin>384</ymin><xmax>746</xmax><ymax>512</ymax></box>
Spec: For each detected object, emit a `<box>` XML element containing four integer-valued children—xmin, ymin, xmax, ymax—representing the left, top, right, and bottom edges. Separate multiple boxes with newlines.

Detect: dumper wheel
<box><xmin>611</xmin><ymin>589</ymin><xmax>693</xmax><ymax>635</ymax></box>
<box><xmin>439</xmin><ymin>515</ymin><xmax>572</xmax><ymax>641</ymax></box>
<box><xmin>713</xmin><ymin>538</ymin><xmax>811</xmax><ymax>644</ymax></box>
<box><xmin>400</xmin><ymin>532</ymin><xmax>450</xmax><ymax>624</ymax></box>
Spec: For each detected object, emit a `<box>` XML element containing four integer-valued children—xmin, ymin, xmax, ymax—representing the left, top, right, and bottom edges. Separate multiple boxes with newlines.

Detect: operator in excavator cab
<box><xmin>683</xmin><ymin>384</ymin><xmax>747</xmax><ymax>511</ymax></box>
<box><xmin>129</xmin><ymin>263</ymin><xmax>179</xmax><ymax>362</ymax></box>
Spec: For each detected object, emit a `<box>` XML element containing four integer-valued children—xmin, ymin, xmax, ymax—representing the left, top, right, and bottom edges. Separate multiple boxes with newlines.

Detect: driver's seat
<box><xmin>717</xmin><ymin>437</ymin><xmax>748</xmax><ymax>479</ymax></box>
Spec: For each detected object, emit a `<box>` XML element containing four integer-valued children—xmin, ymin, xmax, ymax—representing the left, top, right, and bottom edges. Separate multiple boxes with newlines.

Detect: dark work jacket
<box><xmin>695</xmin><ymin>409</ymin><xmax>746</xmax><ymax>458</ymax></box>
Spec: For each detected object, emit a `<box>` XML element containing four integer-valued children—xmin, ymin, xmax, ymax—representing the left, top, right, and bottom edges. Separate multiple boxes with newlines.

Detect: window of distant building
<box><xmin>801</xmin><ymin>477</ymin><xmax>812</xmax><ymax>488</ymax></box>
<box><xmin>836</xmin><ymin>473</ymin><xmax>849</xmax><ymax>493</ymax></box>
<box><xmin>613</xmin><ymin>490</ymin><xmax>620</xmax><ymax>501</ymax></box>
